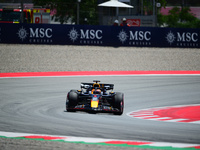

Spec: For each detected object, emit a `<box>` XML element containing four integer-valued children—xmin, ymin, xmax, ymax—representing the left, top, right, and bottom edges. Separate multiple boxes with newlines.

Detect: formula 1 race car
<box><xmin>66</xmin><ymin>80</ymin><xmax>124</xmax><ymax>115</ymax></box>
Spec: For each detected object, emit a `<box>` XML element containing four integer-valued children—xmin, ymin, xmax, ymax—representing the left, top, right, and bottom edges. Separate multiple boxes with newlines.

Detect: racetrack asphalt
<box><xmin>0</xmin><ymin>76</ymin><xmax>200</xmax><ymax>144</ymax></box>
<box><xmin>0</xmin><ymin>44</ymin><xmax>200</xmax><ymax>150</ymax></box>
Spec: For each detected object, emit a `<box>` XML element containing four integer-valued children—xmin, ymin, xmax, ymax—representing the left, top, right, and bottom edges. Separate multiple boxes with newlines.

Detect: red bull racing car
<box><xmin>66</xmin><ymin>80</ymin><xmax>124</xmax><ymax>115</ymax></box>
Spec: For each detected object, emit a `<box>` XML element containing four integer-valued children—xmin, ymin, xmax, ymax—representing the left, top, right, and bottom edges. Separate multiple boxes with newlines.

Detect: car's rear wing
<box><xmin>81</xmin><ymin>82</ymin><xmax>114</xmax><ymax>90</ymax></box>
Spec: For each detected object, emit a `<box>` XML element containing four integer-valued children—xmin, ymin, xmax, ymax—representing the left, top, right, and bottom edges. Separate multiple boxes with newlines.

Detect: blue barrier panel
<box><xmin>0</xmin><ymin>23</ymin><xmax>199</xmax><ymax>48</ymax></box>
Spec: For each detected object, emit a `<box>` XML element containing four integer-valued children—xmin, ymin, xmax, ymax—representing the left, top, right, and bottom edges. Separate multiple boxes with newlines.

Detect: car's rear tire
<box><xmin>66</xmin><ymin>91</ymin><xmax>78</xmax><ymax>112</ymax></box>
<box><xmin>114</xmin><ymin>92</ymin><xmax>124</xmax><ymax>115</ymax></box>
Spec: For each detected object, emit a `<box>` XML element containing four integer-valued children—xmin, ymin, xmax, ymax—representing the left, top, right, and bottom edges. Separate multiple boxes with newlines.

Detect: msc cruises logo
<box><xmin>68</xmin><ymin>28</ymin><xmax>103</xmax><ymax>44</ymax></box>
<box><xmin>16</xmin><ymin>26</ymin><xmax>53</xmax><ymax>43</ymax></box>
<box><xmin>165</xmin><ymin>30</ymin><xmax>199</xmax><ymax>47</ymax></box>
<box><xmin>166</xmin><ymin>31</ymin><xmax>176</xmax><ymax>45</ymax></box>
<box><xmin>117</xmin><ymin>29</ymin><xmax>152</xmax><ymax>46</ymax></box>
<box><xmin>17</xmin><ymin>26</ymin><xmax>28</xmax><ymax>41</ymax></box>
<box><xmin>68</xmin><ymin>28</ymin><xmax>79</xmax><ymax>42</ymax></box>
<box><xmin>118</xmin><ymin>29</ymin><xmax>128</xmax><ymax>44</ymax></box>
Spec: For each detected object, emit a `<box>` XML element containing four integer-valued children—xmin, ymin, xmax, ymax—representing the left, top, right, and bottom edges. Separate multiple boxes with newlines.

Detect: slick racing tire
<box><xmin>114</xmin><ymin>92</ymin><xmax>124</xmax><ymax>115</ymax></box>
<box><xmin>66</xmin><ymin>91</ymin><xmax>78</xmax><ymax>112</ymax></box>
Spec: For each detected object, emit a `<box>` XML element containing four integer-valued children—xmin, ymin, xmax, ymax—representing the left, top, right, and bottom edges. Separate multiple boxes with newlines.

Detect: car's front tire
<box><xmin>114</xmin><ymin>92</ymin><xmax>124</xmax><ymax>115</ymax></box>
<box><xmin>66</xmin><ymin>90</ymin><xmax>78</xmax><ymax>112</ymax></box>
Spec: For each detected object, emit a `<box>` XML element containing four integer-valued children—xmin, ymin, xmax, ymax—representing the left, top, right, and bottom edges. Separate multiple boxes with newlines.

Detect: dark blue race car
<box><xmin>66</xmin><ymin>80</ymin><xmax>124</xmax><ymax>115</ymax></box>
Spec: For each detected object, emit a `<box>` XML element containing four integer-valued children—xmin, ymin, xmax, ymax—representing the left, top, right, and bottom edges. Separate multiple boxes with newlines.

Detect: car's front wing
<box><xmin>67</xmin><ymin>104</ymin><xmax>120</xmax><ymax>113</ymax></box>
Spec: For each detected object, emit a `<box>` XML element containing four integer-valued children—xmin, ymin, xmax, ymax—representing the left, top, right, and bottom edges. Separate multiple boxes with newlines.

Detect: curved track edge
<box><xmin>1</xmin><ymin>70</ymin><xmax>200</xmax><ymax>78</ymax></box>
<box><xmin>0</xmin><ymin>131</ymin><xmax>200</xmax><ymax>150</ymax></box>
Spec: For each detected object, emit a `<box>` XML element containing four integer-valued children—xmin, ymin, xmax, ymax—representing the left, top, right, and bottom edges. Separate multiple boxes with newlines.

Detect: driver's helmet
<box><xmin>92</xmin><ymin>89</ymin><xmax>101</xmax><ymax>94</ymax></box>
<box><xmin>123</xmin><ymin>18</ymin><xmax>126</xmax><ymax>22</ymax></box>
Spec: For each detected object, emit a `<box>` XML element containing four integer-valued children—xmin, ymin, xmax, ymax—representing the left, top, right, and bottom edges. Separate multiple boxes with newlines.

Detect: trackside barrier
<box><xmin>0</xmin><ymin>23</ymin><xmax>199</xmax><ymax>48</ymax></box>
